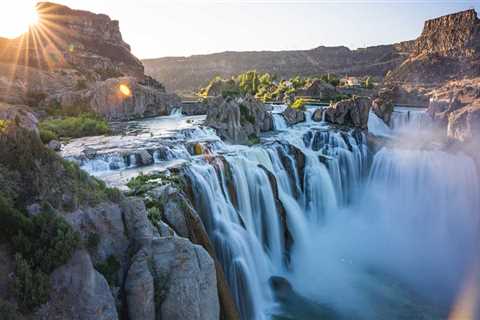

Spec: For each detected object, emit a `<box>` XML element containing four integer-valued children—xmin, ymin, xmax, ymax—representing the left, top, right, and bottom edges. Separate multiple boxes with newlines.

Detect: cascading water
<box><xmin>186</xmin><ymin>106</ymin><xmax>480</xmax><ymax>319</ymax></box>
<box><xmin>62</xmin><ymin>107</ymin><xmax>480</xmax><ymax>320</ymax></box>
<box><xmin>272</xmin><ymin>114</ymin><xmax>288</xmax><ymax>130</ymax></box>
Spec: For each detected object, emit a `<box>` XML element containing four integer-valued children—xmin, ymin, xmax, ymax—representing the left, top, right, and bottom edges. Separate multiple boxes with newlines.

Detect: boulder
<box><xmin>447</xmin><ymin>104</ymin><xmax>480</xmax><ymax>142</ymax></box>
<box><xmin>125</xmin><ymin>250</ymin><xmax>155</xmax><ymax>320</ymax></box>
<box><xmin>371</xmin><ymin>88</ymin><xmax>395</xmax><ymax>124</ymax></box>
<box><xmin>181</xmin><ymin>101</ymin><xmax>208</xmax><ymax>115</ymax></box>
<box><xmin>65</xmin><ymin>203</ymin><xmax>129</xmax><ymax>266</ymax></box>
<box><xmin>88</xmin><ymin>77</ymin><xmax>181</xmax><ymax>121</ymax></box>
<box><xmin>296</xmin><ymin>79</ymin><xmax>336</xmax><ymax>99</ymax></box>
<box><xmin>150</xmin><ymin>237</ymin><xmax>220</xmax><ymax>320</ymax></box>
<box><xmin>283</xmin><ymin>107</ymin><xmax>306</xmax><ymax>125</ymax></box>
<box><xmin>0</xmin><ymin>103</ymin><xmax>38</xmax><ymax>136</ymax></box>
<box><xmin>206</xmin><ymin>95</ymin><xmax>272</xmax><ymax>144</ymax></box>
<box><xmin>312</xmin><ymin>108</ymin><xmax>325</xmax><ymax>122</ymax></box>
<box><xmin>120</xmin><ymin>198</ymin><xmax>158</xmax><ymax>251</ymax></box>
<box><xmin>36</xmin><ymin>250</ymin><xmax>118</xmax><ymax>320</ymax></box>
<box><xmin>136</xmin><ymin>150</ymin><xmax>154</xmax><ymax>166</ymax></box>
<box><xmin>324</xmin><ymin>96</ymin><xmax>371</xmax><ymax>129</ymax></box>
<box><xmin>47</xmin><ymin>140</ymin><xmax>62</xmax><ymax>151</ymax></box>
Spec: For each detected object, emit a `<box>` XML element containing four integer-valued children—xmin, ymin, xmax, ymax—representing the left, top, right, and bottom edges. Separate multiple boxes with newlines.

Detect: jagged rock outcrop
<box><xmin>0</xmin><ymin>2</ymin><xmax>143</xmax><ymax>79</ymax></box>
<box><xmin>44</xmin><ymin>77</ymin><xmax>181</xmax><ymax>121</ymax></box>
<box><xmin>150</xmin><ymin>237</ymin><xmax>219</xmax><ymax>320</ymax></box>
<box><xmin>0</xmin><ymin>3</ymin><xmax>181</xmax><ymax>120</ymax></box>
<box><xmin>181</xmin><ymin>101</ymin><xmax>208</xmax><ymax>115</ymax></box>
<box><xmin>0</xmin><ymin>103</ymin><xmax>39</xmax><ymax>135</ymax></box>
<box><xmin>320</xmin><ymin>96</ymin><xmax>371</xmax><ymax>129</ymax></box>
<box><xmin>295</xmin><ymin>79</ymin><xmax>337</xmax><ymax>99</ymax></box>
<box><xmin>448</xmin><ymin>105</ymin><xmax>480</xmax><ymax>142</ymax></box>
<box><xmin>283</xmin><ymin>107</ymin><xmax>306</xmax><ymax>125</ymax></box>
<box><xmin>206</xmin><ymin>95</ymin><xmax>272</xmax><ymax>144</ymax></box>
<box><xmin>386</xmin><ymin>9</ymin><xmax>480</xmax><ymax>85</ymax></box>
<box><xmin>371</xmin><ymin>88</ymin><xmax>395</xmax><ymax>124</ymax></box>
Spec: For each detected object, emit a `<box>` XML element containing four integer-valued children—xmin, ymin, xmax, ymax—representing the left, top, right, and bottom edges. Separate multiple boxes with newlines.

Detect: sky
<box><xmin>1</xmin><ymin>0</ymin><xmax>480</xmax><ymax>59</ymax></box>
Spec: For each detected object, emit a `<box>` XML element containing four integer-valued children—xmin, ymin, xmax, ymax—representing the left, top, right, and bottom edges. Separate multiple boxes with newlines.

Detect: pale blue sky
<box><xmin>3</xmin><ymin>1</ymin><xmax>480</xmax><ymax>58</ymax></box>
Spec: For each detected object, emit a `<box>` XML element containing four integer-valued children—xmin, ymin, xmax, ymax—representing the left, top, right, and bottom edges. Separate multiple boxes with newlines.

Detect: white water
<box><xmin>185</xmin><ymin>107</ymin><xmax>480</xmax><ymax>319</ymax></box>
<box><xmin>272</xmin><ymin>114</ymin><xmax>288</xmax><ymax>130</ymax></box>
<box><xmin>62</xmin><ymin>107</ymin><xmax>480</xmax><ymax>319</ymax></box>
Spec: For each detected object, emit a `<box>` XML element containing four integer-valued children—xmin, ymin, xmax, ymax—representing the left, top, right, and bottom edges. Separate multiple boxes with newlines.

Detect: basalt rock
<box><xmin>283</xmin><ymin>107</ymin><xmax>306</xmax><ymax>125</ymax></box>
<box><xmin>371</xmin><ymin>88</ymin><xmax>395</xmax><ymax>125</ymax></box>
<box><xmin>0</xmin><ymin>2</ymin><xmax>143</xmax><ymax>80</ymax></box>
<box><xmin>448</xmin><ymin>104</ymin><xmax>480</xmax><ymax>142</ymax></box>
<box><xmin>386</xmin><ymin>9</ymin><xmax>480</xmax><ymax>85</ymax></box>
<box><xmin>295</xmin><ymin>79</ymin><xmax>337</xmax><ymax>99</ymax></box>
<box><xmin>0</xmin><ymin>103</ymin><xmax>39</xmax><ymax>136</ymax></box>
<box><xmin>206</xmin><ymin>95</ymin><xmax>272</xmax><ymax>144</ymax></box>
<box><xmin>35</xmin><ymin>250</ymin><xmax>118</xmax><ymax>320</ymax></box>
<box><xmin>324</xmin><ymin>96</ymin><xmax>371</xmax><ymax>129</ymax></box>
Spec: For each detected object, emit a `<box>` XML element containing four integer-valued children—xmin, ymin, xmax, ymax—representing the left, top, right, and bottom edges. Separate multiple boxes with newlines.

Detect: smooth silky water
<box><xmin>62</xmin><ymin>106</ymin><xmax>480</xmax><ymax>320</ymax></box>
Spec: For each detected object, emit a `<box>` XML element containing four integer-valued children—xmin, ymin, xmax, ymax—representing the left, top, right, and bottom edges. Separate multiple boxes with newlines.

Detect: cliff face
<box><xmin>386</xmin><ymin>9</ymin><xmax>480</xmax><ymax>85</ymax></box>
<box><xmin>143</xmin><ymin>43</ymin><xmax>413</xmax><ymax>92</ymax></box>
<box><xmin>0</xmin><ymin>2</ymin><xmax>144</xmax><ymax>79</ymax></box>
<box><xmin>0</xmin><ymin>2</ymin><xmax>180</xmax><ymax>120</ymax></box>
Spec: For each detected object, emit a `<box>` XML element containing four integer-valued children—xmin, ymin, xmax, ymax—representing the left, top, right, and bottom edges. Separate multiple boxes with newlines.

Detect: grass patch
<box><xmin>39</xmin><ymin>113</ymin><xmax>110</xmax><ymax>140</ymax></box>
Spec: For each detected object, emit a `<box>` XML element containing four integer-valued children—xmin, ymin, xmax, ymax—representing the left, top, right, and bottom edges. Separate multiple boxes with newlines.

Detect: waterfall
<box><xmin>390</xmin><ymin>108</ymin><xmax>435</xmax><ymax>134</ymax></box>
<box><xmin>63</xmin><ymin>103</ymin><xmax>480</xmax><ymax>319</ymax></box>
<box><xmin>272</xmin><ymin>114</ymin><xmax>288</xmax><ymax>130</ymax></box>
<box><xmin>368</xmin><ymin>111</ymin><xmax>392</xmax><ymax>137</ymax></box>
<box><xmin>169</xmin><ymin>107</ymin><xmax>183</xmax><ymax>116</ymax></box>
<box><xmin>186</xmin><ymin>127</ymin><xmax>370</xmax><ymax>319</ymax></box>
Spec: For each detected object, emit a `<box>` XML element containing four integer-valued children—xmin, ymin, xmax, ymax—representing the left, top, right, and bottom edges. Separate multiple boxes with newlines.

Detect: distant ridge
<box><xmin>143</xmin><ymin>43</ymin><xmax>414</xmax><ymax>92</ymax></box>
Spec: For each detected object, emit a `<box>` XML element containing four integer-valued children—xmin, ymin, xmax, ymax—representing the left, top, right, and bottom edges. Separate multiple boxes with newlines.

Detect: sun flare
<box><xmin>0</xmin><ymin>4</ymin><xmax>39</xmax><ymax>38</ymax></box>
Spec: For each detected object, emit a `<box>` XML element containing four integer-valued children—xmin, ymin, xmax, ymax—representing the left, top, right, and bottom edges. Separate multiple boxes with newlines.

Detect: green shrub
<box><xmin>239</xmin><ymin>104</ymin><xmax>255</xmax><ymax>124</ymax></box>
<box><xmin>0</xmin><ymin>299</ymin><xmax>21</xmax><ymax>320</ymax></box>
<box><xmin>39</xmin><ymin>114</ymin><xmax>110</xmax><ymax>139</ymax></box>
<box><xmin>86</xmin><ymin>232</ymin><xmax>101</xmax><ymax>250</ymax></box>
<box><xmin>290</xmin><ymin>98</ymin><xmax>306</xmax><ymax>110</ymax></box>
<box><xmin>13</xmin><ymin>210</ymin><xmax>80</xmax><ymax>274</ymax></box>
<box><xmin>14</xmin><ymin>254</ymin><xmax>50</xmax><ymax>312</ymax></box>
<box><xmin>96</xmin><ymin>255</ymin><xmax>121</xmax><ymax>287</ymax></box>
<box><xmin>0</xmin><ymin>195</ymin><xmax>29</xmax><ymax>243</ymax></box>
<box><xmin>39</xmin><ymin>128</ymin><xmax>58</xmax><ymax>144</ymax></box>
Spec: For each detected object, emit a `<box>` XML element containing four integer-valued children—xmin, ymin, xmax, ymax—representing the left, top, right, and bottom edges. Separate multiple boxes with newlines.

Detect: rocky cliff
<box><xmin>0</xmin><ymin>2</ymin><xmax>143</xmax><ymax>79</ymax></box>
<box><xmin>144</xmin><ymin>43</ymin><xmax>413</xmax><ymax>92</ymax></box>
<box><xmin>0</xmin><ymin>2</ymin><xmax>180</xmax><ymax>120</ymax></box>
<box><xmin>386</xmin><ymin>9</ymin><xmax>480</xmax><ymax>86</ymax></box>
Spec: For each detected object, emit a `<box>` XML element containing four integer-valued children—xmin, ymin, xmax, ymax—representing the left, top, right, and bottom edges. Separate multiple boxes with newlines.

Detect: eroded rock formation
<box><xmin>206</xmin><ymin>95</ymin><xmax>272</xmax><ymax>144</ymax></box>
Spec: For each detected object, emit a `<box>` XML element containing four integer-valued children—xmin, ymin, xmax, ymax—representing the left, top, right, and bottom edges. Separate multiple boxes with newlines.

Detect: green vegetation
<box><xmin>290</xmin><ymin>98</ymin><xmax>306</xmax><ymax>110</ymax></box>
<box><xmin>39</xmin><ymin>113</ymin><xmax>110</xmax><ymax>143</ymax></box>
<box><xmin>95</xmin><ymin>255</ymin><xmax>121</xmax><ymax>287</ymax></box>
<box><xmin>0</xmin><ymin>128</ymin><xmax>119</xmax><ymax>210</ymax></box>
<box><xmin>0</xmin><ymin>197</ymin><xmax>80</xmax><ymax>312</ymax></box>
<box><xmin>126</xmin><ymin>172</ymin><xmax>185</xmax><ymax>230</ymax></box>
<box><xmin>198</xmin><ymin>71</ymin><xmax>349</xmax><ymax>103</ymax></box>
<box><xmin>239</xmin><ymin>103</ymin><xmax>256</xmax><ymax>124</ymax></box>
<box><xmin>0</xmin><ymin>299</ymin><xmax>21</xmax><ymax>320</ymax></box>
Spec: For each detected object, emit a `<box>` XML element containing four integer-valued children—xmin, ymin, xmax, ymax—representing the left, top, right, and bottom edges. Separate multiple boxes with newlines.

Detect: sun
<box><xmin>26</xmin><ymin>6</ymin><xmax>39</xmax><ymax>28</ymax></box>
<box><xmin>0</xmin><ymin>3</ymin><xmax>39</xmax><ymax>38</ymax></box>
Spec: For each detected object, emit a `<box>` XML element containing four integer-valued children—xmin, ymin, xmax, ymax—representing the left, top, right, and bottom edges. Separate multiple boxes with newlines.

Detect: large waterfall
<box><xmin>185</xmin><ymin>108</ymin><xmax>480</xmax><ymax>319</ymax></box>
<box><xmin>63</xmin><ymin>107</ymin><xmax>480</xmax><ymax>319</ymax></box>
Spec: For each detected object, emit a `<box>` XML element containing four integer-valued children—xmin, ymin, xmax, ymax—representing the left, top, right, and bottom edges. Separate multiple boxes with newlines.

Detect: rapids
<box><xmin>62</xmin><ymin>106</ymin><xmax>480</xmax><ymax>319</ymax></box>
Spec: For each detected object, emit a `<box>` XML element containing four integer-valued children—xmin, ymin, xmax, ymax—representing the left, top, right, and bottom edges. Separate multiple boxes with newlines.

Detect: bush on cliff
<box><xmin>39</xmin><ymin>113</ymin><xmax>110</xmax><ymax>141</ymax></box>
<box><xmin>0</xmin><ymin>128</ymin><xmax>115</xmax><ymax>209</ymax></box>
<box><xmin>0</xmin><ymin>197</ymin><xmax>80</xmax><ymax>312</ymax></box>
